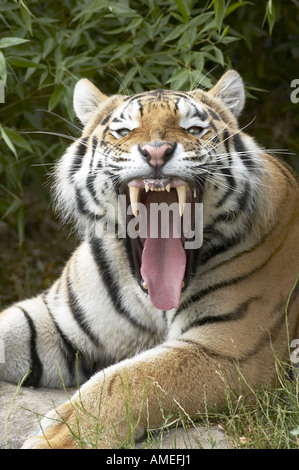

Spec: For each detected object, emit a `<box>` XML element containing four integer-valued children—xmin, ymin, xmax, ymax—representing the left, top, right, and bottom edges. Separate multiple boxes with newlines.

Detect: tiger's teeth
<box><xmin>166</xmin><ymin>184</ymin><xmax>171</xmax><ymax>192</ymax></box>
<box><xmin>129</xmin><ymin>186</ymin><xmax>140</xmax><ymax>217</ymax></box>
<box><xmin>193</xmin><ymin>188</ymin><xmax>197</xmax><ymax>198</ymax></box>
<box><xmin>145</xmin><ymin>183</ymin><xmax>150</xmax><ymax>192</ymax></box>
<box><xmin>142</xmin><ymin>281</ymin><xmax>148</xmax><ymax>290</ymax></box>
<box><xmin>176</xmin><ymin>185</ymin><xmax>187</xmax><ymax>217</ymax></box>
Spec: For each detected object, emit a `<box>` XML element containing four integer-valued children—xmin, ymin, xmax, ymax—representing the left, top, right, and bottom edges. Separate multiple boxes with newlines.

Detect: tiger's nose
<box><xmin>138</xmin><ymin>141</ymin><xmax>177</xmax><ymax>167</ymax></box>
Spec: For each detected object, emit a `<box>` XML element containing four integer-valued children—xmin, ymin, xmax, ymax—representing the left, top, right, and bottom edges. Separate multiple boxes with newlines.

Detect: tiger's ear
<box><xmin>208</xmin><ymin>70</ymin><xmax>245</xmax><ymax>118</ymax></box>
<box><xmin>73</xmin><ymin>79</ymin><xmax>108</xmax><ymax>125</ymax></box>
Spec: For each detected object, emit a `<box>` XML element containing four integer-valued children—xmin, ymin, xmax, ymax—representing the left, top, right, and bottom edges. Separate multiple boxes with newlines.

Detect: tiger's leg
<box><xmin>21</xmin><ymin>327</ymin><xmax>281</xmax><ymax>450</ymax></box>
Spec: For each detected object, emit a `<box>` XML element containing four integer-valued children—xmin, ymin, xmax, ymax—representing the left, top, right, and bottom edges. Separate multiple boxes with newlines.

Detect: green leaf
<box><xmin>0</xmin><ymin>37</ymin><xmax>29</xmax><ymax>48</ymax></box>
<box><xmin>192</xmin><ymin>52</ymin><xmax>205</xmax><ymax>73</ymax></box>
<box><xmin>189</xmin><ymin>12</ymin><xmax>214</xmax><ymax>27</ymax></box>
<box><xmin>0</xmin><ymin>125</ymin><xmax>18</xmax><ymax>159</ymax></box>
<box><xmin>119</xmin><ymin>66</ymin><xmax>139</xmax><ymax>93</ymax></box>
<box><xmin>42</xmin><ymin>37</ymin><xmax>55</xmax><ymax>59</ymax></box>
<box><xmin>214</xmin><ymin>0</ymin><xmax>226</xmax><ymax>32</ymax></box>
<box><xmin>48</xmin><ymin>84</ymin><xmax>65</xmax><ymax>111</ymax></box>
<box><xmin>175</xmin><ymin>0</ymin><xmax>190</xmax><ymax>22</ymax></box>
<box><xmin>8</xmin><ymin>57</ymin><xmax>46</xmax><ymax>69</ymax></box>
<box><xmin>166</xmin><ymin>69</ymin><xmax>190</xmax><ymax>90</ymax></box>
<box><xmin>0</xmin><ymin>3</ymin><xmax>19</xmax><ymax>11</ymax></box>
<box><xmin>2</xmin><ymin>197</ymin><xmax>21</xmax><ymax>219</ymax></box>
<box><xmin>225</xmin><ymin>2</ymin><xmax>248</xmax><ymax>17</ymax></box>
<box><xmin>20</xmin><ymin>0</ymin><xmax>33</xmax><ymax>36</ymax></box>
<box><xmin>3</xmin><ymin>128</ymin><xmax>32</xmax><ymax>152</ymax></box>
<box><xmin>63</xmin><ymin>53</ymin><xmax>91</xmax><ymax>68</ymax></box>
<box><xmin>0</xmin><ymin>50</ymin><xmax>7</xmax><ymax>84</ymax></box>
<box><xmin>266</xmin><ymin>0</ymin><xmax>276</xmax><ymax>34</ymax></box>
<box><xmin>162</xmin><ymin>23</ymin><xmax>188</xmax><ymax>43</ymax></box>
<box><xmin>213</xmin><ymin>46</ymin><xmax>224</xmax><ymax>66</ymax></box>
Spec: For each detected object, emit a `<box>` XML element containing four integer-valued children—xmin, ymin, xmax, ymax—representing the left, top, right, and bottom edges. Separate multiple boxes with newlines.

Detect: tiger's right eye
<box><xmin>117</xmin><ymin>128</ymin><xmax>131</xmax><ymax>137</ymax></box>
<box><xmin>186</xmin><ymin>126</ymin><xmax>205</xmax><ymax>136</ymax></box>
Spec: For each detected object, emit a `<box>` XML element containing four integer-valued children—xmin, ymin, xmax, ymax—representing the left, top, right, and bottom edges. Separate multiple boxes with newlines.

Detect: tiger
<box><xmin>0</xmin><ymin>70</ymin><xmax>298</xmax><ymax>449</ymax></box>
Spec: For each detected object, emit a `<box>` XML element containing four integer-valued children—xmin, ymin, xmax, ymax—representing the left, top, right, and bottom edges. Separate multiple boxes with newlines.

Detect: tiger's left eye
<box><xmin>186</xmin><ymin>126</ymin><xmax>204</xmax><ymax>136</ymax></box>
<box><xmin>117</xmin><ymin>128</ymin><xmax>131</xmax><ymax>137</ymax></box>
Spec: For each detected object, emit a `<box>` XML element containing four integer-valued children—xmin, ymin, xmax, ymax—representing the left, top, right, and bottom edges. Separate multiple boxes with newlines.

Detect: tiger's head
<box><xmin>55</xmin><ymin>70</ymin><xmax>265</xmax><ymax>310</ymax></box>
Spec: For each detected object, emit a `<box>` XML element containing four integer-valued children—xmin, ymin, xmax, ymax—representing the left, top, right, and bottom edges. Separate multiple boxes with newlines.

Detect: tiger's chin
<box><xmin>120</xmin><ymin>176</ymin><xmax>202</xmax><ymax>310</ymax></box>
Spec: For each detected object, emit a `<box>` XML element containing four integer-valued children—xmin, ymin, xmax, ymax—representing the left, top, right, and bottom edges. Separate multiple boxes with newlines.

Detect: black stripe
<box><xmin>208</xmin><ymin>108</ymin><xmax>220</xmax><ymax>121</ymax></box>
<box><xmin>44</xmin><ymin>292</ymin><xmax>102</xmax><ymax>382</ymax></box>
<box><xmin>215</xmin><ymin>131</ymin><xmax>236</xmax><ymax>208</ymax></box>
<box><xmin>177</xmin><ymin>338</ymin><xmax>235</xmax><ymax>362</ymax></box>
<box><xmin>175</xmin><ymin>230</ymin><xmax>289</xmax><ymax>320</ymax></box>
<box><xmin>90</xmin><ymin>136</ymin><xmax>98</xmax><ymax>161</ymax></box>
<box><xmin>214</xmin><ymin>210</ymin><xmax>237</xmax><ymax>223</ymax></box>
<box><xmin>66</xmin><ymin>273</ymin><xmax>101</xmax><ymax>347</ymax></box>
<box><xmin>75</xmin><ymin>187</ymin><xmax>103</xmax><ymax>220</ymax></box>
<box><xmin>201</xmin><ymin>211</ymin><xmax>282</xmax><ymax>277</ymax></box>
<box><xmin>18</xmin><ymin>307</ymin><xmax>43</xmax><ymax>387</ymax></box>
<box><xmin>43</xmin><ymin>293</ymin><xmax>77</xmax><ymax>376</ymax></box>
<box><xmin>101</xmin><ymin>113</ymin><xmax>111</xmax><ymax>126</ymax></box>
<box><xmin>69</xmin><ymin>137</ymin><xmax>89</xmax><ymax>179</ymax></box>
<box><xmin>178</xmin><ymin>299</ymin><xmax>287</xmax><ymax>363</ymax></box>
<box><xmin>89</xmin><ymin>236</ymin><xmax>152</xmax><ymax>332</ymax></box>
<box><xmin>198</xmin><ymin>231</ymin><xmax>244</xmax><ymax>265</ymax></box>
<box><xmin>181</xmin><ymin>296</ymin><xmax>259</xmax><ymax>335</ymax></box>
<box><xmin>236</xmin><ymin>180</ymin><xmax>251</xmax><ymax>212</ymax></box>
<box><xmin>190</xmin><ymin>104</ymin><xmax>208</xmax><ymax>121</ymax></box>
<box><xmin>233</xmin><ymin>134</ymin><xmax>256</xmax><ymax>171</ymax></box>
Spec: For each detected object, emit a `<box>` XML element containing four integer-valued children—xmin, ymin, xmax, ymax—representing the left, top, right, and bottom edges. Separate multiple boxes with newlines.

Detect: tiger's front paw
<box><xmin>22</xmin><ymin>402</ymin><xmax>79</xmax><ymax>449</ymax></box>
<box><xmin>21</xmin><ymin>391</ymin><xmax>127</xmax><ymax>449</ymax></box>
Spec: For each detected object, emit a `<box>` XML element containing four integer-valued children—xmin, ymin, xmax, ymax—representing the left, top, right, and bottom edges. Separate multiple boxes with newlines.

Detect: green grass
<box><xmin>212</xmin><ymin>364</ymin><xmax>299</xmax><ymax>449</ymax></box>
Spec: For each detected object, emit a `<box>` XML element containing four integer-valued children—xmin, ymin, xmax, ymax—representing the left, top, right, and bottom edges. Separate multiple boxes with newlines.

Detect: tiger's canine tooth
<box><xmin>145</xmin><ymin>183</ymin><xmax>150</xmax><ymax>192</ymax></box>
<box><xmin>142</xmin><ymin>281</ymin><xmax>148</xmax><ymax>290</ymax></box>
<box><xmin>129</xmin><ymin>186</ymin><xmax>140</xmax><ymax>217</ymax></box>
<box><xmin>166</xmin><ymin>184</ymin><xmax>171</xmax><ymax>192</ymax></box>
<box><xmin>176</xmin><ymin>185</ymin><xmax>187</xmax><ymax>217</ymax></box>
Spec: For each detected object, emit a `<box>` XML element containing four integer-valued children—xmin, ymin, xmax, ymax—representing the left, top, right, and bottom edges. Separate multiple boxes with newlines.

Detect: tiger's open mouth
<box><xmin>123</xmin><ymin>177</ymin><xmax>200</xmax><ymax>310</ymax></box>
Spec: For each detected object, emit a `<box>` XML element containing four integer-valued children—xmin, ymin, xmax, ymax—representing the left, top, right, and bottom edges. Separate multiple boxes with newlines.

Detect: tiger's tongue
<box><xmin>140</xmin><ymin>191</ymin><xmax>186</xmax><ymax>310</ymax></box>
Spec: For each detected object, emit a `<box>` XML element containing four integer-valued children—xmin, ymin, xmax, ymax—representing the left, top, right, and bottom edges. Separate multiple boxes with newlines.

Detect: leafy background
<box><xmin>0</xmin><ymin>0</ymin><xmax>298</xmax><ymax>306</ymax></box>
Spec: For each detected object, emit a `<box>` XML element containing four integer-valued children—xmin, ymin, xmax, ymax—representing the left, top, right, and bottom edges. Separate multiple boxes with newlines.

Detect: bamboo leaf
<box><xmin>3</xmin><ymin>128</ymin><xmax>32</xmax><ymax>152</ymax></box>
<box><xmin>214</xmin><ymin>0</ymin><xmax>226</xmax><ymax>32</ymax></box>
<box><xmin>0</xmin><ymin>50</ymin><xmax>7</xmax><ymax>84</ymax></box>
<box><xmin>8</xmin><ymin>57</ymin><xmax>46</xmax><ymax>69</ymax></box>
<box><xmin>266</xmin><ymin>0</ymin><xmax>276</xmax><ymax>34</ymax></box>
<box><xmin>0</xmin><ymin>125</ymin><xmax>18</xmax><ymax>159</ymax></box>
<box><xmin>175</xmin><ymin>0</ymin><xmax>190</xmax><ymax>22</ymax></box>
<box><xmin>20</xmin><ymin>0</ymin><xmax>33</xmax><ymax>36</ymax></box>
<box><xmin>48</xmin><ymin>84</ymin><xmax>65</xmax><ymax>111</ymax></box>
<box><xmin>0</xmin><ymin>37</ymin><xmax>29</xmax><ymax>48</ymax></box>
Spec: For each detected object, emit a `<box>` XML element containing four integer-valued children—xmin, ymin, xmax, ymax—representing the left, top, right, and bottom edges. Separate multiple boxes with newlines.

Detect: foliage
<box><xmin>0</xmin><ymin>0</ymin><xmax>298</xmax><ymax>242</ymax></box>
